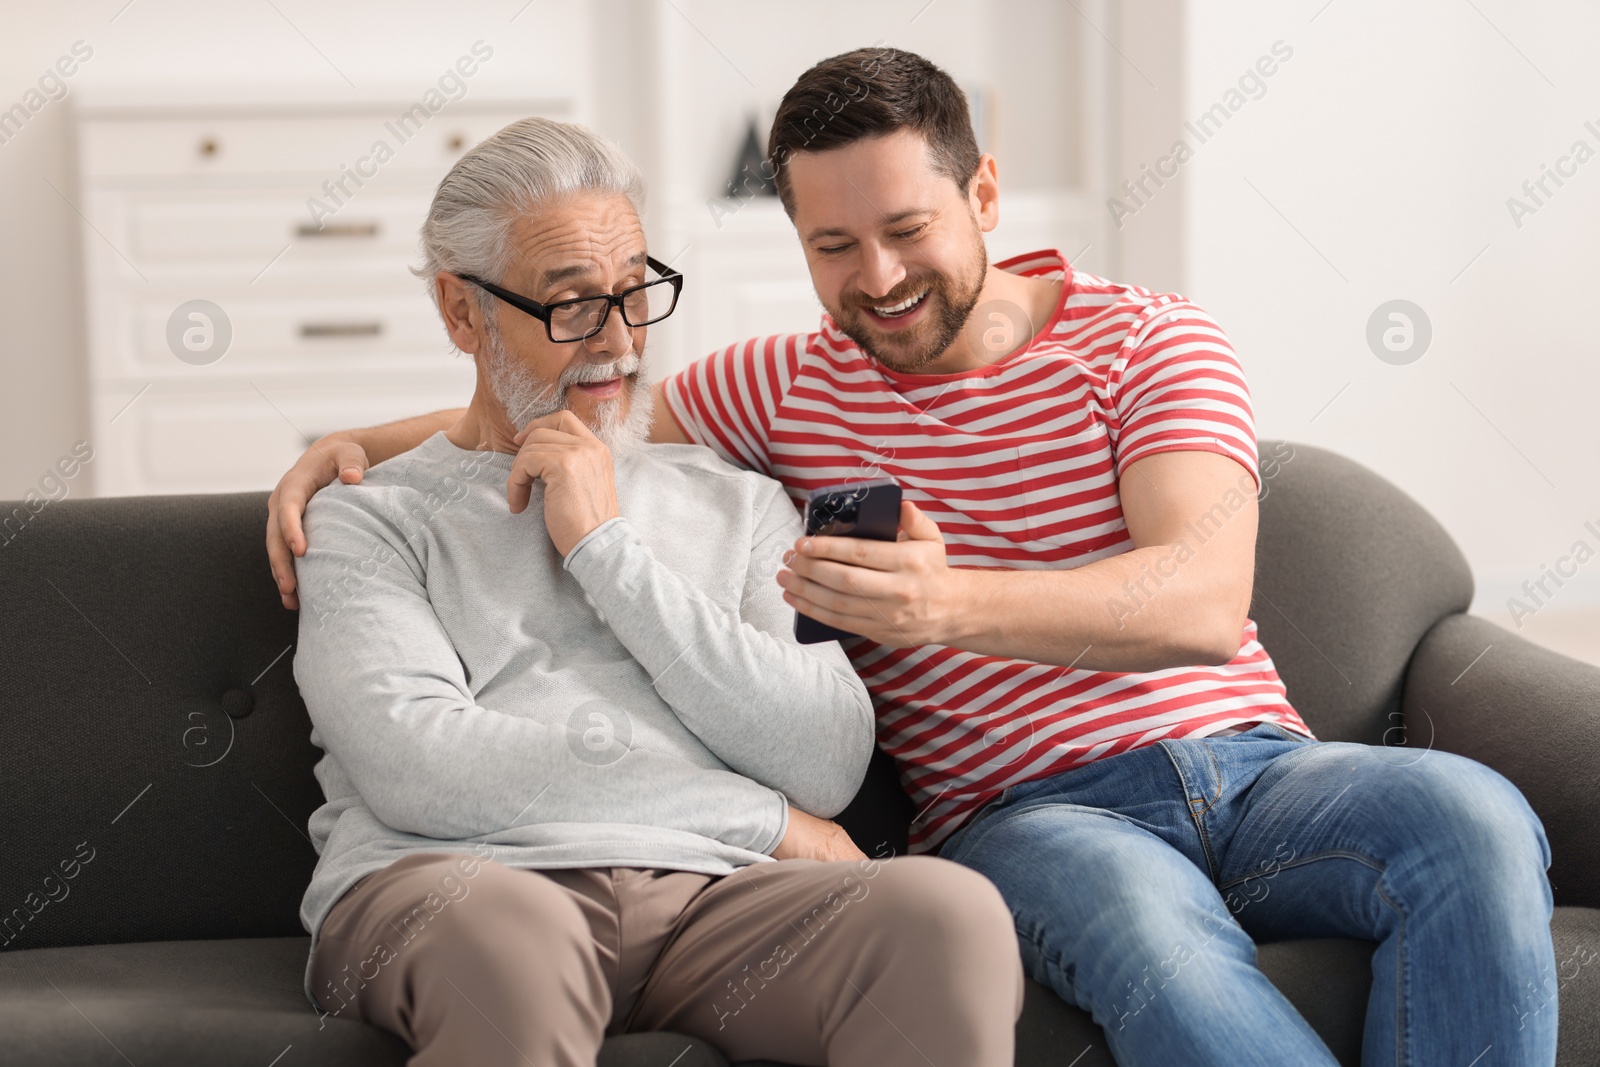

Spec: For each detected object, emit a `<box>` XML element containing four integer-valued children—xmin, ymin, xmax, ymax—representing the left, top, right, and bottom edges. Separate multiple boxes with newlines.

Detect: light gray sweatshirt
<box><xmin>291</xmin><ymin>432</ymin><xmax>874</xmax><ymax>1011</ymax></box>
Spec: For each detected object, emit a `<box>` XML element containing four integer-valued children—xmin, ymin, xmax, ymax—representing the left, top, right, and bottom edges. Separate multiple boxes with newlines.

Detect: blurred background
<box><xmin>0</xmin><ymin>0</ymin><xmax>1595</xmax><ymax>663</ymax></box>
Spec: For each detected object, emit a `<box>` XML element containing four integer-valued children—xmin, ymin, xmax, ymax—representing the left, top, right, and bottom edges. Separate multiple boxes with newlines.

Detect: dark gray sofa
<box><xmin>1</xmin><ymin>440</ymin><xmax>1595</xmax><ymax>1066</ymax></box>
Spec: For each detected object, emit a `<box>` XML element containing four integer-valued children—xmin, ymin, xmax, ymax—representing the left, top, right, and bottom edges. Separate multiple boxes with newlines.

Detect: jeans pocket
<box><xmin>1252</xmin><ymin>720</ymin><xmax>1315</xmax><ymax>744</ymax></box>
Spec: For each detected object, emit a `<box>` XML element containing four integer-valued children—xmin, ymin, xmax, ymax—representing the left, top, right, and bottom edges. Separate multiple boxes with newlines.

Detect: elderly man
<box><xmin>291</xmin><ymin>116</ymin><xmax>1023</xmax><ymax>1067</ymax></box>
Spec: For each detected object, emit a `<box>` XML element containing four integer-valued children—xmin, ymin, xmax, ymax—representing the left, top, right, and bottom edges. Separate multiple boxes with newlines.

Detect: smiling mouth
<box><xmin>868</xmin><ymin>289</ymin><xmax>930</xmax><ymax>320</ymax></box>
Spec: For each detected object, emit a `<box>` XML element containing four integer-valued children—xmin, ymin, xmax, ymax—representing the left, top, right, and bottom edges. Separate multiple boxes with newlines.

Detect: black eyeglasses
<box><xmin>458</xmin><ymin>255</ymin><xmax>684</xmax><ymax>343</ymax></box>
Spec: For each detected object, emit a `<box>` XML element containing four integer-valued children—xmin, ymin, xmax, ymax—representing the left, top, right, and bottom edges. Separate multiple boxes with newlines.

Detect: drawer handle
<box><xmin>295</xmin><ymin>222</ymin><xmax>380</xmax><ymax>239</ymax></box>
<box><xmin>299</xmin><ymin>322</ymin><xmax>383</xmax><ymax>339</ymax></box>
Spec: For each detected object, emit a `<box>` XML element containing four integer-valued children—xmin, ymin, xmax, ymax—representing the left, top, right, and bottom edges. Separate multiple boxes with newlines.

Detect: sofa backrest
<box><xmin>1247</xmin><ymin>440</ymin><xmax>1472</xmax><ymax>744</ymax></box>
<box><xmin>0</xmin><ymin>439</ymin><xmax>1474</xmax><ymax>947</ymax></box>
<box><xmin>1</xmin><ymin>492</ymin><xmax>313</xmax><ymax>951</ymax></box>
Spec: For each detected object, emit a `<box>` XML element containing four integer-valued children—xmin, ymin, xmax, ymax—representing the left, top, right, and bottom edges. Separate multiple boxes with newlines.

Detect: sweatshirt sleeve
<box><xmin>292</xmin><ymin>484</ymin><xmax>788</xmax><ymax>851</ymax></box>
<box><xmin>562</xmin><ymin>478</ymin><xmax>876</xmax><ymax>817</ymax></box>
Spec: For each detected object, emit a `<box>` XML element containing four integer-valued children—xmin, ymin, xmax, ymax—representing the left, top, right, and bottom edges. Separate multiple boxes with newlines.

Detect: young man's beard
<box><xmin>481</xmin><ymin>324</ymin><xmax>655</xmax><ymax>453</ymax></box>
<box><xmin>829</xmin><ymin>227</ymin><xmax>989</xmax><ymax>374</ymax></box>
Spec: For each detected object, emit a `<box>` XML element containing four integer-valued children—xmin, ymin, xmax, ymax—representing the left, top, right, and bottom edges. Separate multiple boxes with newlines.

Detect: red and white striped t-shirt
<box><xmin>662</xmin><ymin>248</ymin><xmax>1313</xmax><ymax>852</ymax></box>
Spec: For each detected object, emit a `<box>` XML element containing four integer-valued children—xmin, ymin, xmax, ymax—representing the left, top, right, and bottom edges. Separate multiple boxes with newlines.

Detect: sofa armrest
<box><xmin>1403</xmin><ymin>612</ymin><xmax>1600</xmax><ymax>908</ymax></box>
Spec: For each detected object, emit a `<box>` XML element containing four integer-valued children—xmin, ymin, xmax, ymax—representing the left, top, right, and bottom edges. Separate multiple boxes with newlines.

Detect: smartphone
<box><xmin>793</xmin><ymin>477</ymin><xmax>903</xmax><ymax>645</ymax></box>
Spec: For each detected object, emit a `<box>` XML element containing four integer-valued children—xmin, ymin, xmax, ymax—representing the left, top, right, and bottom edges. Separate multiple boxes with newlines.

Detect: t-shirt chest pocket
<box><xmin>1013</xmin><ymin>419</ymin><xmax>1119</xmax><ymax>548</ymax></box>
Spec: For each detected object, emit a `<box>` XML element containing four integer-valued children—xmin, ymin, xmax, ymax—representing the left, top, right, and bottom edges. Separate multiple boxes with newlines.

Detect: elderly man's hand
<box><xmin>508</xmin><ymin>410</ymin><xmax>621</xmax><ymax>557</ymax></box>
<box><xmin>771</xmin><ymin>806</ymin><xmax>868</xmax><ymax>862</ymax></box>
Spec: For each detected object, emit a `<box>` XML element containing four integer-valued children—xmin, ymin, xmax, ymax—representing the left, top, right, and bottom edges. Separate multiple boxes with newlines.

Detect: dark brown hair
<box><xmin>766</xmin><ymin>47</ymin><xmax>981</xmax><ymax>216</ymax></box>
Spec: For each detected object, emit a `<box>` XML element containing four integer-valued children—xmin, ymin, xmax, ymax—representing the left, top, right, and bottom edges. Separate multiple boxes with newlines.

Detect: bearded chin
<box><xmin>834</xmin><ymin>232</ymin><xmax>989</xmax><ymax>373</ymax></box>
<box><xmin>847</xmin><ymin>286</ymin><xmax>980</xmax><ymax>374</ymax></box>
<box><xmin>591</xmin><ymin>373</ymin><xmax>654</xmax><ymax>454</ymax></box>
<box><xmin>483</xmin><ymin>326</ymin><xmax>654</xmax><ymax>453</ymax></box>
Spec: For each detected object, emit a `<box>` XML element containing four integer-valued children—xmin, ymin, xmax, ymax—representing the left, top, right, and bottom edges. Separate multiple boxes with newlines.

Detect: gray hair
<box><xmin>414</xmin><ymin>116</ymin><xmax>647</xmax><ymax>316</ymax></box>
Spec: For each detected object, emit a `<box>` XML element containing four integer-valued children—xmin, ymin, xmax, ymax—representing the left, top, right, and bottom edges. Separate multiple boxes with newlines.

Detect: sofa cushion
<box><xmin>0</xmin><ymin>933</ymin><xmax>1368</xmax><ymax>1066</ymax></box>
<box><xmin>6</xmin><ymin>913</ymin><xmax>1596</xmax><ymax>1067</ymax></box>
<box><xmin>0</xmin><ymin>936</ymin><xmax>729</xmax><ymax>1066</ymax></box>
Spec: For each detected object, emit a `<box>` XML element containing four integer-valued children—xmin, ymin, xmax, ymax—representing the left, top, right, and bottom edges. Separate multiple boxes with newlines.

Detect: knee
<box><xmin>1398</xmin><ymin>757</ymin><xmax>1552</xmax><ymax>906</ymax></box>
<box><xmin>869</xmin><ymin>857</ymin><xmax>1013</xmax><ymax>940</ymax></box>
<box><xmin>864</xmin><ymin>857</ymin><xmax>1024</xmax><ymax>1013</ymax></box>
<box><xmin>866</xmin><ymin>858</ymin><xmax>1017</xmax><ymax>961</ymax></box>
<box><xmin>1084</xmin><ymin>895</ymin><xmax>1255</xmax><ymax>982</ymax></box>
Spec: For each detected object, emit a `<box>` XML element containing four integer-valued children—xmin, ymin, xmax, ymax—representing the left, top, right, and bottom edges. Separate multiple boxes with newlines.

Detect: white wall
<box><xmin>0</xmin><ymin>0</ymin><xmax>594</xmax><ymax>501</ymax></box>
<box><xmin>611</xmin><ymin>0</ymin><xmax>1085</xmax><ymax>203</ymax></box>
<box><xmin>1169</xmin><ymin>0</ymin><xmax>1600</xmax><ymax>622</ymax></box>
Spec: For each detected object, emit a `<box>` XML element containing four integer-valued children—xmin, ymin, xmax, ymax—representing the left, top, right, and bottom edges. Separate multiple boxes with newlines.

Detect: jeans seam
<box><xmin>1159</xmin><ymin>742</ymin><xmax>1221</xmax><ymax>882</ymax></box>
<box><xmin>1376</xmin><ymin>877</ymin><xmax>1408</xmax><ymax>1067</ymax></box>
<box><xmin>1012</xmin><ymin>908</ymin><xmax>1091</xmax><ymax>1022</ymax></box>
<box><xmin>1194</xmin><ymin>744</ymin><xmax>1224</xmax><ymax>814</ymax></box>
<box><xmin>1214</xmin><ymin>848</ymin><xmax>1385</xmax><ymax>891</ymax></box>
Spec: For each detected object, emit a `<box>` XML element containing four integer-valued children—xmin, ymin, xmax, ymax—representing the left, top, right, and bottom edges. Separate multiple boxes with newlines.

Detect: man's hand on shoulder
<box><xmin>771</xmin><ymin>806</ymin><xmax>868</xmax><ymax>862</ymax></box>
<box><xmin>268</xmin><ymin>435</ymin><xmax>372</xmax><ymax>610</ymax></box>
<box><xmin>509</xmin><ymin>411</ymin><xmax>621</xmax><ymax>557</ymax></box>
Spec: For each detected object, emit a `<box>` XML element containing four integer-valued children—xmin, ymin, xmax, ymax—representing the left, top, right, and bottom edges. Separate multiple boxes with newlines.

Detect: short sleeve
<box><xmin>1107</xmin><ymin>300</ymin><xmax>1260</xmax><ymax>491</ymax></box>
<box><xmin>660</xmin><ymin>334</ymin><xmax>808</xmax><ymax>478</ymax></box>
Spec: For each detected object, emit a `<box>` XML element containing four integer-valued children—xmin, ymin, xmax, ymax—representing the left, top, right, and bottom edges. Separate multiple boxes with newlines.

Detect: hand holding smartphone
<box><xmin>793</xmin><ymin>478</ymin><xmax>903</xmax><ymax>645</ymax></box>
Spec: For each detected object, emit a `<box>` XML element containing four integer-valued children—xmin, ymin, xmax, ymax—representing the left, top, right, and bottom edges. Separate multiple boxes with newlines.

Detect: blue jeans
<box><xmin>937</xmin><ymin>723</ymin><xmax>1557</xmax><ymax>1066</ymax></box>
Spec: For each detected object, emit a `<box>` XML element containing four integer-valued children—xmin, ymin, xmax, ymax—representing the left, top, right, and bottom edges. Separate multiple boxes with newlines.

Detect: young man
<box><xmin>270</xmin><ymin>49</ymin><xmax>1557</xmax><ymax>1066</ymax></box>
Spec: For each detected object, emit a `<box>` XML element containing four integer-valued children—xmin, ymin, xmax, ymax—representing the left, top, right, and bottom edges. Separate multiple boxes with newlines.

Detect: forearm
<box><xmin>298</xmin><ymin>647</ymin><xmax>789</xmax><ymax>847</ymax></box>
<box><xmin>564</xmin><ymin>518</ymin><xmax>874</xmax><ymax>814</ymax></box>
<box><xmin>293</xmin><ymin>503</ymin><xmax>789</xmax><ymax>848</ymax></box>
<box><xmin>324</xmin><ymin>409</ymin><xmax>465</xmax><ymax>467</ymax></box>
<box><xmin>948</xmin><ymin>543</ymin><xmax>1248</xmax><ymax>672</ymax></box>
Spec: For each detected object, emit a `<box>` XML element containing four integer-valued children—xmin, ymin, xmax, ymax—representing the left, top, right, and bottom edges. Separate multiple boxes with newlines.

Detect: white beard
<box><xmin>483</xmin><ymin>325</ymin><xmax>655</xmax><ymax>454</ymax></box>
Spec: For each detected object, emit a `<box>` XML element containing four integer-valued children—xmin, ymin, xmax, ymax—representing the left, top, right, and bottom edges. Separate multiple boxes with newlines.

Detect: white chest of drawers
<box><xmin>75</xmin><ymin>89</ymin><xmax>572</xmax><ymax>496</ymax></box>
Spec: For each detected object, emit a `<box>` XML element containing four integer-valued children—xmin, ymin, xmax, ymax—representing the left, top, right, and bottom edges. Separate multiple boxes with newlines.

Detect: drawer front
<box><xmin>127</xmin><ymin>190</ymin><xmax>431</xmax><ymax>262</ymax></box>
<box><xmin>91</xmin><ymin>374</ymin><xmax>476</xmax><ymax>496</ymax></box>
<box><xmin>80</xmin><ymin>108</ymin><xmax>566</xmax><ymax>180</ymax></box>
<box><xmin>129</xmin><ymin>291</ymin><xmax>454</xmax><ymax>375</ymax></box>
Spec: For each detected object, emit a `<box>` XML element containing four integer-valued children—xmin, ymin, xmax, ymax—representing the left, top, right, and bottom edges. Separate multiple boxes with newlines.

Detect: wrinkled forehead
<box><xmin>505</xmin><ymin>192</ymin><xmax>646</xmax><ymax>287</ymax></box>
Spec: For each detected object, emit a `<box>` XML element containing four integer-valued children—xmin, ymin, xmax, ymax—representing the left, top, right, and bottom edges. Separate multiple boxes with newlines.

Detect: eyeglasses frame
<box><xmin>456</xmin><ymin>255</ymin><xmax>684</xmax><ymax>343</ymax></box>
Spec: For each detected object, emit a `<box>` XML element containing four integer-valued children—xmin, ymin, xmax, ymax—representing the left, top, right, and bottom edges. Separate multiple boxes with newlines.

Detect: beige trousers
<box><xmin>310</xmin><ymin>850</ymin><xmax>1023</xmax><ymax>1067</ymax></box>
